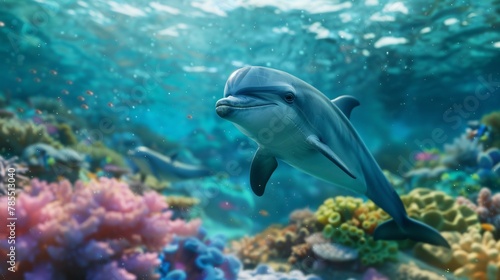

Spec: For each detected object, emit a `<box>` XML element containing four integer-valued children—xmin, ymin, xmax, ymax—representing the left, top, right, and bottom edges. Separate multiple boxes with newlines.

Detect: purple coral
<box><xmin>159</xmin><ymin>228</ymin><xmax>241</xmax><ymax>280</ymax></box>
<box><xmin>0</xmin><ymin>177</ymin><xmax>200</xmax><ymax>279</ymax></box>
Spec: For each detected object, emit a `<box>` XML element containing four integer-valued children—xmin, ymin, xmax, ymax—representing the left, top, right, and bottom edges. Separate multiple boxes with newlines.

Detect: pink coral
<box><xmin>0</xmin><ymin>178</ymin><xmax>200</xmax><ymax>279</ymax></box>
<box><xmin>458</xmin><ymin>187</ymin><xmax>500</xmax><ymax>230</ymax></box>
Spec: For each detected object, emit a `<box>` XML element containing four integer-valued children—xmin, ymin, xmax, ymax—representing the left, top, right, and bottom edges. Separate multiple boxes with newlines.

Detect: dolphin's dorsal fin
<box><xmin>306</xmin><ymin>135</ymin><xmax>356</xmax><ymax>179</ymax></box>
<box><xmin>331</xmin><ymin>95</ymin><xmax>360</xmax><ymax>119</ymax></box>
<box><xmin>250</xmin><ymin>147</ymin><xmax>278</xmax><ymax>196</ymax></box>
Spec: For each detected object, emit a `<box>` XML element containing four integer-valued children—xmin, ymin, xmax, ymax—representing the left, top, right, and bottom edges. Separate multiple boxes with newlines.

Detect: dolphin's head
<box><xmin>216</xmin><ymin>66</ymin><xmax>306</xmax><ymax>144</ymax></box>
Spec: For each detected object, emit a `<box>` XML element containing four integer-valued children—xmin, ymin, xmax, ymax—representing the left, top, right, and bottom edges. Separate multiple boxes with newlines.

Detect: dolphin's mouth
<box><xmin>215</xmin><ymin>99</ymin><xmax>275</xmax><ymax>117</ymax></box>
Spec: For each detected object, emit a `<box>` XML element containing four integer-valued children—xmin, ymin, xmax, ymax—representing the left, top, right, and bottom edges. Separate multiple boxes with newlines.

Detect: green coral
<box><xmin>0</xmin><ymin>118</ymin><xmax>62</xmax><ymax>156</ymax></box>
<box><xmin>73</xmin><ymin>142</ymin><xmax>126</xmax><ymax>170</ymax></box>
<box><xmin>401</xmin><ymin>188</ymin><xmax>479</xmax><ymax>232</ymax></box>
<box><xmin>322</xmin><ymin>222</ymin><xmax>398</xmax><ymax>266</ymax></box>
<box><xmin>316</xmin><ymin>196</ymin><xmax>396</xmax><ymax>266</ymax></box>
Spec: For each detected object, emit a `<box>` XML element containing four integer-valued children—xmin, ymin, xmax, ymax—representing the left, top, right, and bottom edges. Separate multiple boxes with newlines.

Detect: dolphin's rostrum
<box><xmin>216</xmin><ymin>66</ymin><xmax>450</xmax><ymax>248</ymax></box>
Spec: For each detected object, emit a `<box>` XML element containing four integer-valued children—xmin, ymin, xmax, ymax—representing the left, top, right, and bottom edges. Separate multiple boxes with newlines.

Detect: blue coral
<box><xmin>159</xmin><ymin>228</ymin><xmax>241</xmax><ymax>280</ymax></box>
<box><xmin>476</xmin><ymin>148</ymin><xmax>500</xmax><ymax>183</ymax></box>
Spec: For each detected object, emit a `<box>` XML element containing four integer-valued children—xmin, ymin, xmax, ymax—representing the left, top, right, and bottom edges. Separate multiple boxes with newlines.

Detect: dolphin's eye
<box><xmin>284</xmin><ymin>93</ymin><xmax>295</xmax><ymax>103</ymax></box>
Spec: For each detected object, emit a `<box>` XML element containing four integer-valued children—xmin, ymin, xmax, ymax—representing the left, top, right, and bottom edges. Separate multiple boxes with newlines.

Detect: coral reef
<box><xmin>437</xmin><ymin>171</ymin><xmax>481</xmax><ymax>197</ymax></box>
<box><xmin>322</xmin><ymin>223</ymin><xmax>398</xmax><ymax>266</ymax></box>
<box><xmin>441</xmin><ymin>134</ymin><xmax>482</xmax><ymax>171</ymax></box>
<box><xmin>395</xmin><ymin>262</ymin><xmax>448</xmax><ymax>280</ymax></box>
<box><xmin>476</xmin><ymin>148</ymin><xmax>500</xmax><ymax>186</ymax></box>
<box><xmin>457</xmin><ymin>187</ymin><xmax>500</xmax><ymax>233</ymax></box>
<box><xmin>230</xmin><ymin>224</ymin><xmax>307</xmax><ymax>269</ymax></box>
<box><xmin>451</xmin><ymin>227</ymin><xmax>500</xmax><ymax>280</ymax></box>
<box><xmin>0</xmin><ymin>118</ymin><xmax>62</xmax><ymax>156</ymax></box>
<box><xmin>158</xmin><ymin>229</ymin><xmax>241</xmax><ymax>280</ymax></box>
<box><xmin>413</xmin><ymin>226</ymin><xmax>500</xmax><ymax>279</ymax></box>
<box><xmin>311</xmin><ymin>242</ymin><xmax>358</xmax><ymax>262</ymax></box>
<box><xmin>238</xmin><ymin>264</ymin><xmax>321</xmax><ymax>280</ymax></box>
<box><xmin>165</xmin><ymin>195</ymin><xmax>200</xmax><ymax>210</ymax></box>
<box><xmin>315</xmin><ymin>196</ymin><xmax>397</xmax><ymax>266</ymax></box>
<box><xmin>55</xmin><ymin>123</ymin><xmax>78</xmax><ymax>146</ymax></box>
<box><xmin>22</xmin><ymin>143</ymin><xmax>85</xmax><ymax>182</ymax></box>
<box><xmin>0</xmin><ymin>178</ymin><xmax>200</xmax><ymax>279</ymax></box>
<box><xmin>165</xmin><ymin>195</ymin><xmax>201</xmax><ymax>220</ymax></box>
<box><xmin>230</xmin><ymin>208</ymin><xmax>321</xmax><ymax>271</ymax></box>
<box><xmin>401</xmin><ymin>188</ymin><xmax>479</xmax><ymax>232</ymax></box>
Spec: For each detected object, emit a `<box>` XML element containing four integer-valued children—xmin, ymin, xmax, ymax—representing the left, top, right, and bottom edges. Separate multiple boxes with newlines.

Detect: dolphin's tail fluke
<box><xmin>373</xmin><ymin>217</ymin><xmax>450</xmax><ymax>248</ymax></box>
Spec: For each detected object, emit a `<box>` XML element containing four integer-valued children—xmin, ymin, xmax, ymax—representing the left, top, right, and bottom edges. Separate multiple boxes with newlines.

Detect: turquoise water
<box><xmin>1</xmin><ymin>0</ymin><xmax>500</xmax><ymax>279</ymax></box>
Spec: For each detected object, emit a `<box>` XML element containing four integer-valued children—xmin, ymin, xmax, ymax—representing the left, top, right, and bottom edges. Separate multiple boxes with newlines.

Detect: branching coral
<box><xmin>441</xmin><ymin>134</ymin><xmax>483</xmax><ymax>171</ymax></box>
<box><xmin>457</xmin><ymin>187</ymin><xmax>500</xmax><ymax>233</ymax></box>
<box><xmin>158</xmin><ymin>229</ymin><xmax>241</xmax><ymax>280</ymax></box>
<box><xmin>0</xmin><ymin>178</ymin><xmax>200</xmax><ymax>279</ymax></box>
<box><xmin>0</xmin><ymin>118</ymin><xmax>62</xmax><ymax>156</ymax></box>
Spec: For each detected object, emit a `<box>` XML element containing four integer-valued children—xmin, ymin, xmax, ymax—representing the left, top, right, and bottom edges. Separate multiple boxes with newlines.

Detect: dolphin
<box><xmin>215</xmin><ymin>66</ymin><xmax>450</xmax><ymax>248</ymax></box>
<box><xmin>128</xmin><ymin>146</ymin><xmax>212</xmax><ymax>182</ymax></box>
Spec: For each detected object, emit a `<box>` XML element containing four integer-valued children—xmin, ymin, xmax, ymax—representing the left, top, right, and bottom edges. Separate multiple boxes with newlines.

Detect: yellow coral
<box><xmin>315</xmin><ymin>196</ymin><xmax>363</xmax><ymax>226</ymax></box>
<box><xmin>453</xmin><ymin>227</ymin><xmax>500</xmax><ymax>280</ymax></box>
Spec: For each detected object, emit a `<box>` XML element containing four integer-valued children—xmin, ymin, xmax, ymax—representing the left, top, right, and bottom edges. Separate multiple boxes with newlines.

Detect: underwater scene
<box><xmin>1</xmin><ymin>0</ymin><xmax>500</xmax><ymax>279</ymax></box>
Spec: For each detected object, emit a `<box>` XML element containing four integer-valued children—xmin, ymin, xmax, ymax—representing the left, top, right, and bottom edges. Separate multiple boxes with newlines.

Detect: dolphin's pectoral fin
<box><xmin>306</xmin><ymin>135</ymin><xmax>356</xmax><ymax>179</ymax></box>
<box><xmin>250</xmin><ymin>148</ymin><xmax>278</xmax><ymax>196</ymax></box>
<box><xmin>331</xmin><ymin>95</ymin><xmax>360</xmax><ymax>119</ymax></box>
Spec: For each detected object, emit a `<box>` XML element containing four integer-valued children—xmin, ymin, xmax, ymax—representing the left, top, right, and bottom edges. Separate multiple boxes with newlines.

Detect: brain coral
<box><xmin>401</xmin><ymin>188</ymin><xmax>479</xmax><ymax>232</ymax></box>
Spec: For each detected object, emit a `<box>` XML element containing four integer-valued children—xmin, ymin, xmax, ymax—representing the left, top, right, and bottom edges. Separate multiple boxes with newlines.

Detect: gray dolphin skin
<box><xmin>128</xmin><ymin>146</ymin><xmax>212</xmax><ymax>182</ymax></box>
<box><xmin>215</xmin><ymin>66</ymin><xmax>450</xmax><ymax>248</ymax></box>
